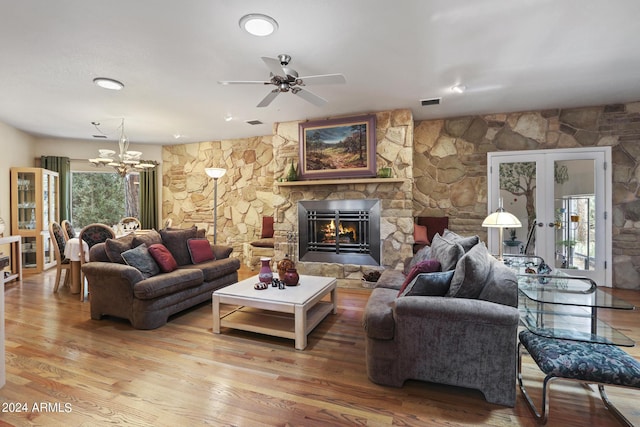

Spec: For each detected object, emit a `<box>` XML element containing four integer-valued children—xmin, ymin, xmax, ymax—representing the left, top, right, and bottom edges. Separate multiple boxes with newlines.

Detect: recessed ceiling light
<box><xmin>239</xmin><ymin>14</ymin><xmax>278</xmax><ymax>37</ymax></box>
<box><xmin>224</xmin><ymin>114</ymin><xmax>233</xmax><ymax>122</ymax></box>
<box><xmin>451</xmin><ymin>84</ymin><xmax>467</xmax><ymax>94</ymax></box>
<box><xmin>93</xmin><ymin>77</ymin><xmax>124</xmax><ymax>90</ymax></box>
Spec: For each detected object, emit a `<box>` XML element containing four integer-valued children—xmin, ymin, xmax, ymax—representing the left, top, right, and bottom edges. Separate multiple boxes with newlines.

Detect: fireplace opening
<box><xmin>298</xmin><ymin>199</ymin><xmax>380</xmax><ymax>265</ymax></box>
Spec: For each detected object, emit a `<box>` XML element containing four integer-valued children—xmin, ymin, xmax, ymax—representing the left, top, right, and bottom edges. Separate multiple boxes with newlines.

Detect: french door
<box><xmin>487</xmin><ymin>147</ymin><xmax>611</xmax><ymax>286</ymax></box>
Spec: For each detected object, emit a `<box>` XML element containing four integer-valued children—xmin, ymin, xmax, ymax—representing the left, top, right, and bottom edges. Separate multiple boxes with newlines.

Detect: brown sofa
<box><xmin>362</xmin><ymin>230</ymin><xmax>520</xmax><ymax>406</ymax></box>
<box><xmin>81</xmin><ymin>227</ymin><xmax>240</xmax><ymax>329</ymax></box>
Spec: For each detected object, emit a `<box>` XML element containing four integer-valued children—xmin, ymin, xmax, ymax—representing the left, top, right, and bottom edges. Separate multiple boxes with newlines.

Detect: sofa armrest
<box><xmin>82</xmin><ymin>261</ymin><xmax>144</xmax><ymax>287</ymax></box>
<box><xmin>375</xmin><ymin>269</ymin><xmax>406</xmax><ymax>291</ymax></box>
<box><xmin>394</xmin><ymin>295</ymin><xmax>519</xmax><ymax>326</ymax></box>
<box><xmin>212</xmin><ymin>245</ymin><xmax>233</xmax><ymax>259</ymax></box>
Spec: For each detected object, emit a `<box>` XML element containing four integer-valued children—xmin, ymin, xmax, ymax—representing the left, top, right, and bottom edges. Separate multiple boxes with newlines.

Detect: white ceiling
<box><xmin>1</xmin><ymin>0</ymin><xmax>639</xmax><ymax>145</ymax></box>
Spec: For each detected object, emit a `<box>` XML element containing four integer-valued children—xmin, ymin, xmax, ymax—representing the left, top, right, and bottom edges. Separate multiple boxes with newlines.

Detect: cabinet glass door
<box><xmin>17</xmin><ymin>172</ymin><xmax>37</xmax><ymax>231</ymax></box>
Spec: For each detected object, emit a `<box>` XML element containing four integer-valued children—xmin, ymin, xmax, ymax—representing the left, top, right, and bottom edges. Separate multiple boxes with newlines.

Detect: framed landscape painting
<box><xmin>298</xmin><ymin>114</ymin><xmax>376</xmax><ymax>180</ymax></box>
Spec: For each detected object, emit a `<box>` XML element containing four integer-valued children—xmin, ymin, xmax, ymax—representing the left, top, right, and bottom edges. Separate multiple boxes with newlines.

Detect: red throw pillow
<box><xmin>148</xmin><ymin>243</ymin><xmax>178</xmax><ymax>273</ymax></box>
<box><xmin>187</xmin><ymin>238</ymin><xmax>215</xmax><ymax>264</ymax></box>
<box><xmin>397</xmin><ymin>259</ymin><xmax>441</xmax><ymax>297</ymax></box>
<box><xmin>413</xmin><ymin>224</ymin><xmax>429</xmax><ymax>245</ymax></box>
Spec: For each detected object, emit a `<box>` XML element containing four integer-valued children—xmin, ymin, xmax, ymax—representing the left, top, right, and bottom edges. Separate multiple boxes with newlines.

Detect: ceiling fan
<box><xmin>218</xmin><ymin>54</ymin><xmax>346</xmax><ymax>107</ymax></box>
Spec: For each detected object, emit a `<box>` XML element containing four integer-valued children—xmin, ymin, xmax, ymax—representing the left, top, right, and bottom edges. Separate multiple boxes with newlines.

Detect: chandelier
<box><xmin>89</xmin><ymin>119</ymin><xmax>155</xmax><ymax>177</ymax></box>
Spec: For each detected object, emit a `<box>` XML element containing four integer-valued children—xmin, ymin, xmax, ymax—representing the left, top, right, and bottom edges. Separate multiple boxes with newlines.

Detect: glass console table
<box><xmin>517</xmin><ymin>272</ymin><xmax>635</xmax><ymax>347</ymax></box>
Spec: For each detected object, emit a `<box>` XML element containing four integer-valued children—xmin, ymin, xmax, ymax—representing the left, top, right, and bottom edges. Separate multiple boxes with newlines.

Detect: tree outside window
<box><xmin>71</xmin><ymin>171</ymin><xmax>139</xmax><ymax>229</ymax></box>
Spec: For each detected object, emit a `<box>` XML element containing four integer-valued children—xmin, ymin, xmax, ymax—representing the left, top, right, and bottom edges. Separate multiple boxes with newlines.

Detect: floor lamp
<box><xmin>482</xmin><ymin>198</ymin><xmax>522</xmax><ymax>261</ymax></box>
<box><xmin>205</xmin><ymin>168</ymin><xmax>227</xmax><ymax>245</ymax></box>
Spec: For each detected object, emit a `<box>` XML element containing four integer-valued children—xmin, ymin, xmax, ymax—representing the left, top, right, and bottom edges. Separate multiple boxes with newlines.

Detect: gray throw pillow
<box><xmin>159</xmin><ymin>226</ymin><xmax>198</xmax><ymax>266</ymax></box>
<box><xmin>104</xmin><ymin>234</ymin><xmax>135</xmax><ymax>264</ymax></box>
<box><xmin>430</xmin><ymin>234</ymin><xmax>465</xmax><ymax>271</ymax></box>
<box><xmin>132</xmin><ymin>229</ymin><xmax>163</xmax><ymax>248</ymax></box>
<box><xmin>443</xmin><ymin>229</ymin><xmax>480</xmax><ymax>253</ymax></box>
<box><xmin>446</xmin><ymin>242</ymin><xmax>491</xmax><ymax>298</ymax></box>
<box><xmin>404</xmin><ymin>245</ymin><xmax>432</xmax><ymax>275</ymax></box>
<box><xmin>121</xmin><ymin>243</ymin><xmax>160</xmax><ymax>278</ymax></box>
<box><xmin>399</xmin><ymin>270</ymin><xmax>455</xmax><ymax>297</ymax></box>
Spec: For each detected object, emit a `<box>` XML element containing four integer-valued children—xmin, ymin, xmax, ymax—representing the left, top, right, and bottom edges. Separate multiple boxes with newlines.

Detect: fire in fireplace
<box><xmin>298</xmin><ymin>199</ymin><xmax>380</xmax><ymax>265</ymax></box>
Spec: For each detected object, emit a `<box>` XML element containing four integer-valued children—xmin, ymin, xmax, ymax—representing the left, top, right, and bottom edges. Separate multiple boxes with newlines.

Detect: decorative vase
<box><xmin>258</xmin><ymin>257</ymin><xmax>273</xmax><ymax>284</ymax></box>
<box><xmin>283</xmin><ymin>268</ymin><xmax>300</xmax><ymax>286</ymax></box>
<box><xmin>277</xmin><ymin>257</ymin><xmax>295</xmax><ymax>278</ymax></box>
<box><xmin>286</xmin><ymin>159</ymin><xmax>298</xmax><ymax>181</ymax></box>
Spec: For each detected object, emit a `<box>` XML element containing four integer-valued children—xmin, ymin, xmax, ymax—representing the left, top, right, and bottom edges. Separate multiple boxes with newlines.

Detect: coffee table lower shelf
<box><xmin>220</xmin><ymin>301</ymin><xmax>334</xmax><ymax>346</ymax></box>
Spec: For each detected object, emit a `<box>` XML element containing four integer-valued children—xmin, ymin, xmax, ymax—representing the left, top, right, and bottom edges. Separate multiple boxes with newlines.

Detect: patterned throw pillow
<box><xmin>399</xmin><ymin>270</ymin><xmax>455</xmax><ymax>297</ymax></box>
<box><xmin>121</xmin><ymin>244</ymin><xmax>160</xmax><ymax>278</ymax></box>
<box><xmin>187</xmin><ymin>238</ymin><xmax>215</xmax><ymax>264</ymax></box>
<box><xmin>147</xmin><ymin>243</ymin><xmax>178</xmax><ymax>273</ymax></box>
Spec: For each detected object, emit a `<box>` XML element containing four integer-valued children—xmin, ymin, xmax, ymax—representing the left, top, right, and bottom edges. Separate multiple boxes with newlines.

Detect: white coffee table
<box><xmin>212</xmin><ymin>274</ymin><xmax>337</xmax><ymax>350</ymax></box>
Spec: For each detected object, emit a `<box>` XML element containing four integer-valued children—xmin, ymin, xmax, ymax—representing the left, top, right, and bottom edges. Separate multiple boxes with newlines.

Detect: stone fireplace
<box><xmin>270</xmin><ymin>109</ymin><xmax>416</xmax><ymax>288</ymax></box>
<box><xmin>298</xmin><ymin>199</ymin><xmax>381</xmax><ymax>265</ymax></box>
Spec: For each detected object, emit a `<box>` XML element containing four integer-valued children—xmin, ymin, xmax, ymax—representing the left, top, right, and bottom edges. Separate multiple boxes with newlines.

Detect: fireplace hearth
<box><xmin>298</xmin><ymin>199</ymin><xmax>381</xmax><ymax>265</ymax></box>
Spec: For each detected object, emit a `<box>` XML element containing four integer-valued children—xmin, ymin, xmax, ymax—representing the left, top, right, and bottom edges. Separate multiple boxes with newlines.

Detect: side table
<box><xmin>0</xmin><ymin>235</ymin><xmax>22</xmax><ymax>283</ymax></box>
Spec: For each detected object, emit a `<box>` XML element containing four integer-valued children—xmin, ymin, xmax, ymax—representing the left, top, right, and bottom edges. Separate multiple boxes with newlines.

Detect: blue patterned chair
<box><xmin>49</xmin><ymin>221</ymin><xmax>71</xmax><ymax>293</ymax></box>
<box><xmin>61</xmin><ymin>219</ymin><xmax>75</xmax><ymax>240</ymax></box>
<box><xmin>79</xmin><ymin>223</ymin><xmax>115</xmax><ymax>301</ymax></box>
<box><xmin>518</xmin><ymin>330</ymin><xmax>640</xmax><ymax>425</ymax></box>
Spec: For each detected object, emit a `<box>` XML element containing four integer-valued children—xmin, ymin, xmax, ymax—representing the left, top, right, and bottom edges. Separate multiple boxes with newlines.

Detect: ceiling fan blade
<box><xmin>257</xmin><ymin>90</ymin><xmax>280</xmax><ymax>108</ymax></box>
<box><xmin>294</xmin><ymin>88</ymin><xmax>327</xmax><ymax>107</ymax></box>
<box><xmin>261</xmin><ymin>56</ymin><xmax>285</xmax><ymax>77</ymax></box>
<box><xmin>298</xmin><ymin>73</ymin><xmax>346</xmax><ymax>85</ymax></box>
<box><xmin>218</xmin><ymin>80</ymin><xmax>270</xmax><ymax>85</ymax></box>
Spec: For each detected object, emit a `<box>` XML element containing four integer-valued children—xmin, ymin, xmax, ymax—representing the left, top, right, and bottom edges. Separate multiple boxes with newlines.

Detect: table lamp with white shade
<box><xmin>482</xmin><ymin>198</ymin><xmax>522</xmax><ymax>261</ymax></box>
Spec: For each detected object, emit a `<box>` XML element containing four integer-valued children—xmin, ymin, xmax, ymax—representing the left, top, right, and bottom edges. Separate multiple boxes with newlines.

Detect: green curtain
<box><xmin>139</xmin><ymin>167</ymin><xmax>158</xmax><ymax>230</ymax></box>
<box><xmin>41</xmin><ymin>156</ymin><xmax>71</xmax><ymax>221</ymax></box>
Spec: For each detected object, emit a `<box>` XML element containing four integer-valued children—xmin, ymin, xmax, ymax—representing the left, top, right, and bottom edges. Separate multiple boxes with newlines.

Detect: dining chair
<box><xmin>78</xmin><ymin>223</ymin><xmax>115</xmax><ymax>301</ymax></box>
<box><xmin>49</xmin><ymin>221</ymin><xmax>71</xmax><ymax>293</ymax></box>
<box><xmin>120</xmin><ymin>217</ymin><xmax>142</xmax><ymax>231</ymax></box>
<box><xmin>61</xmin><ymin>219</ymin><xmax>75</xmax><ymax>240</ymax></box>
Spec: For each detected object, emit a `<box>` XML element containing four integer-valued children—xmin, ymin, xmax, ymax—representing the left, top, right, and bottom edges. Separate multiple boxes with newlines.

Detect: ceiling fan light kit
<box><xmin>219</xmin><ymin>54</ymin><xmax>346</xmax><ymax>108</ymax></box>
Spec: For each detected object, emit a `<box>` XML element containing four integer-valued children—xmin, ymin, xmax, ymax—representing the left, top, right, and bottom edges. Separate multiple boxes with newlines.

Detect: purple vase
<box><xmin>283</xmin><ymin>268</ymin><xmax>300</xmax><ymax>286</ymax></box>
<box><xmin>258</xmin><ymin>258</ymin><xmax>273</xmax><ymax>284</ymax></box>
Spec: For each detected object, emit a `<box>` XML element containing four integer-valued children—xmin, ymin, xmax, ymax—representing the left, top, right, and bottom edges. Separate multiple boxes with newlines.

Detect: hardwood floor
<box><xmin>2</xmin><ymin>266</ymin><xmax>639</xmax><ymax>426</ymax></box>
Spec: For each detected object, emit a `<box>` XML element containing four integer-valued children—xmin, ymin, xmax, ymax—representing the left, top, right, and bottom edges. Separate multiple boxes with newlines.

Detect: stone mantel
<box><xmin>275</xmin><ymin>178</ymin><xmax>406</xmax><ymax>187</ymax></box>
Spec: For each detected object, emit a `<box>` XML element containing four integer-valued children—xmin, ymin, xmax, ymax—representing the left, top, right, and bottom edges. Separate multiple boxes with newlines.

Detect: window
<box><xmin>71</xmin><ymin>171</ymin><xmax>139</xmax><ymax>229</ymax></box>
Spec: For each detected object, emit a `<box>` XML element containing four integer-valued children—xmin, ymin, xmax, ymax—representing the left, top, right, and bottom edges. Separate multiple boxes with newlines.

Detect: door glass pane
<box><xmin>553</xmin><ymin>160</ymin><xmax>595</xmax><ymax>271</ymax></box>
<box><xmin>499</xmin><ymin>162</ymin><xmax>537</xmax><ymax>255</ymax></box>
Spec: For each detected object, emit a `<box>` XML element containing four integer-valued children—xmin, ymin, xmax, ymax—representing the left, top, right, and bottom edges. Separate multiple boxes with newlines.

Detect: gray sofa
<box><xmin>362</xmin><ymin>231</ymin><xmax>520</xmax><ymax>407</ymax></box>
<box><xmin>81</xmin><ymin>227</ymin><xmax>240</xmax><ymax>329</ymax></box>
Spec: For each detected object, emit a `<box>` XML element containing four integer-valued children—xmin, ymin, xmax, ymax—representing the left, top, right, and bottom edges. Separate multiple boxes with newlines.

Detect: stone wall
<box><xmin>162</xmin><ymin>136</ymin><xmax>274</xmax><ymax>255</ymax></box>
<box><xmin>163</xmin><ymin>102</ymin><xmax>640</xmax><ymax>290</ymax></box>
<box><xmin>272</xmin><ymin>109</ymin><xmax>414</xmax><ymax>288</ymax></box>
<box><xmin>413</xmin><ymin>102</ymin><xmax>640</xmax><ymax>289</ymax></box>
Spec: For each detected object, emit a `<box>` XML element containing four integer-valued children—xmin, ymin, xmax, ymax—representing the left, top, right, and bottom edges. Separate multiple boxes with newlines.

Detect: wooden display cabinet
<box><xmin>10</xmin><ymin>167</ymin><xmax>59</xmax><ymax>273</ymax></box>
